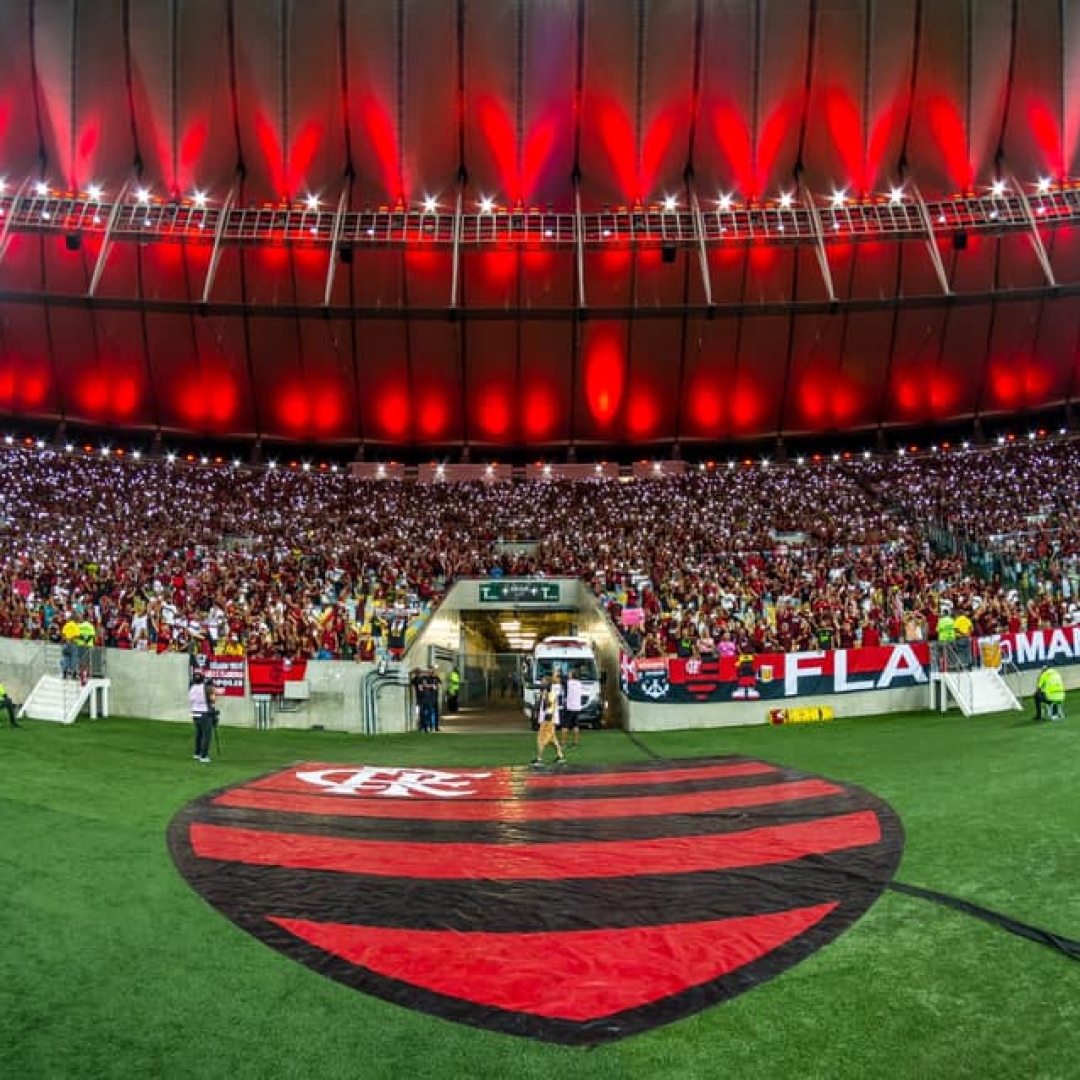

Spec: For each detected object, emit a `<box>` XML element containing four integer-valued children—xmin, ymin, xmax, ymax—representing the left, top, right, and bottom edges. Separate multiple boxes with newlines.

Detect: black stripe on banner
<box><xmin>172</xmin><ymin>848</ymin><xmax>896</xmax><ymax>935</ymax></box>
<box><xmin>515</xmin><ymin>770</ymin><xmax>795</xmax><ymax>802</ymax></box>
<box><xmin>191</xmin><ymin>789</ymin><xmax>881</xmax><ymax>845</ymax></box>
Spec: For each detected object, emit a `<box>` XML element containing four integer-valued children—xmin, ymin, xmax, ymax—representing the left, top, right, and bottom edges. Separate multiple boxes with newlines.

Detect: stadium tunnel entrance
<box><xmin>408</xmin><ymin>578</ymin><xmax>626</xmax><ymax>733</ymax></box>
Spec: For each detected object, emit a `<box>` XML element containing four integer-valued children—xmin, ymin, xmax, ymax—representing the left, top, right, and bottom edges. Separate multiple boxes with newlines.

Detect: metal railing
<box><xmin>5</xmin><ymin>185</ymin><xmax>1080</xmax><ymax>254</ymax></box>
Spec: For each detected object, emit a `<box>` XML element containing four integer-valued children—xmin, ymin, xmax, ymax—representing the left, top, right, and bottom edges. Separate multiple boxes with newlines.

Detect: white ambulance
<box><xmin>522</xmin><ymin>636</ymin><xmax>604</xmax><ymax>728</ymax></box>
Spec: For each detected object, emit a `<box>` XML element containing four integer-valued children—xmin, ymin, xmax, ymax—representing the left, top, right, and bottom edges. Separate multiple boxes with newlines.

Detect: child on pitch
<box><xmin>531</xmin><ymin>676</ymin><xmax>566</xmax><ymax>767</ymax></box>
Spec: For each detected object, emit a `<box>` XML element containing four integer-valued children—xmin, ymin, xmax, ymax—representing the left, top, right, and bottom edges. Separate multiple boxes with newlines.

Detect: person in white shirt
<box><xmin>187</xmin><ymin>672</ymin><xmax>216</xmax><ymax>763</ymax></box>
<box><xmin>563</xmin><ymin>668</ymin><xmax>584</xmax><ymax>747</ymax></box>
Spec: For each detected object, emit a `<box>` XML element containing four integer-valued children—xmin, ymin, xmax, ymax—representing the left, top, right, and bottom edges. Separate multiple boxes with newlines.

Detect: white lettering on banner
<box><xmin>1046</xmin><ymin>627</ymin><xmax>1079</xmax><ymax>663</ymax></box>
<box><xmin>1007</xmin><ymin>627</ymin><xmax>1080</xmax><ymax>666</ymax></box>
<box><xmin>294</xmin><ymin>767</ymin><xmax>492</xmax><ymax>797</ymax></box>
<box><xmin>1013</xmin><ymin>631</ymin><xmax>1047</xmax><ymax>666</ymax></box>
<box><xmin>832</xmin><ymin>650</ymin><xmax>875</xmax><ymax>693</ymax></box>
<box><xmin>876</xmin><ymin>644</ymin><xmax>928</xmax><ymax>689</ymax></box>
<box><xmin>784</xmin><ymin>651</ymin><xmax>826</xmax><ymax>696</ymax></box>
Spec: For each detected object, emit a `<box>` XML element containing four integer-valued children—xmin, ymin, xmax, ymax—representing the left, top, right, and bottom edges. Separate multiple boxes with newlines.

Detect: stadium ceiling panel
<box><xmin>0</xmin><ymin>0</ymin><xmax>1078</xmax><ymax>453</ymax></box>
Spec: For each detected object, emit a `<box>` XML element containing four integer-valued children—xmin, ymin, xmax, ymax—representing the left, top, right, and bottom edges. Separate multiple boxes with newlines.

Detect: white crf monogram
<box><xmin>294</xmin><ymin>766</ymin><xmax>491</xmax><ymax>797</ymax></box>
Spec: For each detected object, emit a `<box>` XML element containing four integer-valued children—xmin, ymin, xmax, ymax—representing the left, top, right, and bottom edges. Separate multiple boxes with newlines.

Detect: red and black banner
<box><xmin>246</xmin><ymin>657</ymin><xmax>308</xmax><ymax>696</ymax></box>
<box><xmin>168</xmin><ymin>757</ymin><xmax>903</xmax><ymax>1044</ymax></box>
<box><xmin>621</xmin><ymin>625</ymin><xmax>1080</xmax><ymax>707</ymax></box>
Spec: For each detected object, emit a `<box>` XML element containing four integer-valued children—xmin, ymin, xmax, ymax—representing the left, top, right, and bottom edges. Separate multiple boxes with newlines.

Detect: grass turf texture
<box><xmin>1</xmin><ymin>706</ymin><xmax>1077</xmax><ymax>1080</ymax></box>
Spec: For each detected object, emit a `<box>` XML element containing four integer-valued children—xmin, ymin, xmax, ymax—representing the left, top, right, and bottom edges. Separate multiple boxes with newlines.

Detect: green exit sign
<box><xmin>479</xmin><ymin>580</ymin><xmax>561</xmax><ymax>603</ymax></box>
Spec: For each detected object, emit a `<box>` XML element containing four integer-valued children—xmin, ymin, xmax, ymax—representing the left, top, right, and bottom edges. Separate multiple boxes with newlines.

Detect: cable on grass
<box><xmin>888</xmin><ymin>880</ymin><xmax>1080</xmax><ymax>962</ymax></box>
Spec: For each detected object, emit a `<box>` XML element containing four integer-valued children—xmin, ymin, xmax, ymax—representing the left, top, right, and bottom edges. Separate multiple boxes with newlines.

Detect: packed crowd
<box><xmin>0</xmin><ymin>437</ymin><xmax>1077</xmax><ymax>662</ymax></box>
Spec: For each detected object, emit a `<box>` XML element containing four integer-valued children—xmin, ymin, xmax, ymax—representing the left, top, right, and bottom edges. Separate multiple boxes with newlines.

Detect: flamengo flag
<box><xmin>169</xmin><ymin>757</ymin><xmax>903</xmax><ymax>1044</ymax></box>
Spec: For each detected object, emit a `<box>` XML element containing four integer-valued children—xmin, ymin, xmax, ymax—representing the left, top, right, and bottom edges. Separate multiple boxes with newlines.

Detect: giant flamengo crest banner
<box><xmin>168</xmin><ymin>758</ymin><xmax>903</xmax><ymax>1044</ymax></box>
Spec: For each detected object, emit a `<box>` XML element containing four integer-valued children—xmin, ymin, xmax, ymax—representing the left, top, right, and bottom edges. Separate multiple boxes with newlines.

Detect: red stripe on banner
<box><xmin>270</xmin><ymin>903</ymin><xmax>838</xmax><ymax>1020</ymax></box>
<box><xmin>526</xmin><ymin>760</ymin><xmax>779</xmax><ymax>789</ymax></box>
<box><xmin>190</xmin><ymin>811</ymin><xmax>880</xmax><ymax>878</ymax></box>
<box><xmin>214</xmin><ymin>778</ymin><xmax>842</xmax><ymax>822</ymax></box>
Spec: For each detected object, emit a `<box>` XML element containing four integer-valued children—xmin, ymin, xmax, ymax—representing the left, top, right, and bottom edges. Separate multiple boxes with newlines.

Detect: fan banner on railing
<box><xmin>200</xmin><ymin>657</ymin><xmax>246</xmax><ymax>697</ymax></box>
<box><xmin>620</xmin><ymin>625</ymin><xmax>1080</xmax><ymax>705</ymax></box>
<box><xmin>247</xmin><ymin>657</ymin><xmax>309</xmax><ymax>696</ymax></box>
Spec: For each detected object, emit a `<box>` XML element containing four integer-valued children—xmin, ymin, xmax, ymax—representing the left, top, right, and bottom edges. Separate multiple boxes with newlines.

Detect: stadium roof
<box><xmin>0</xmin><ymin>0</ymin><xmax>1077</xmax><ymax>455</ymax></box>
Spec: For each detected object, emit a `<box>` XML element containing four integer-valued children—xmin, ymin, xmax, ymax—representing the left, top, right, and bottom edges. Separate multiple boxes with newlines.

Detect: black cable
<box><xmin>888</xmin><ymin>879</ymin><xmax>1080</xmax><ymax>962</ymax></box>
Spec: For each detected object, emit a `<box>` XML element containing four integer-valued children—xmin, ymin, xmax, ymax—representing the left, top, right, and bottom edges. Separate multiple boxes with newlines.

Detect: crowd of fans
<box><xmin>0</xmin><ymin>436</ymin><xmax>1077</xmax><ymax>664</ymax></box>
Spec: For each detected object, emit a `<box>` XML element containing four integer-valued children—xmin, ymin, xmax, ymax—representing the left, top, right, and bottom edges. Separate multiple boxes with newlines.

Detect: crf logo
<box><xmin>294</xmin><ymin>766</ymin><xmax>492</xmax><ymax>798</ymax></box>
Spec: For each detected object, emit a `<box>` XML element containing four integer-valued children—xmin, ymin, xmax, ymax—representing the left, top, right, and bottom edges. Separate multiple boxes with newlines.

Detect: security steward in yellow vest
<box><xmin>936</xmin><ymin>611</ymin><xmax>957</xmax><ymax>642</ymax></box>
<box><xmin>77</xmin><ymin>618</ymin><xmax>97</xmax><ymax>680</ymax></box>
<box><xmin>1034</xmin><ymin>665</ymin><xmax>1065</xmax><ymax>721</ymax></box>
<box><xmin>0</xmin><ymin>680</ymin><xmax>21</xmax><ymax>727</ymax></box>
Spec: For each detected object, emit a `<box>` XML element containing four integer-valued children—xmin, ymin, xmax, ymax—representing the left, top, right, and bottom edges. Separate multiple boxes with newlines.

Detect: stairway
<box><xmin>19</xmin><ymin>675</ymin><xmax>112</xmax><ymax>724</ymax></box>
<box><xmin>938</xmin><ymin>668</ymin><xmax>1022</xmax><ymax>716</ymax></box>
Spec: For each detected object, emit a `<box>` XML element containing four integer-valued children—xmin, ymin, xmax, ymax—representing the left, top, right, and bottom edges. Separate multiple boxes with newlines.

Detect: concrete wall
<box><xmin>0</xmin><ymin>639</ymin><xmax>407</xmax><ymax>734</ymax></box>
<box><xmin>3</xmin><ymin>635</ymin><xmax>1074</xmax><ymax>735</ymax></box>
<box><xmin>625</xmin><ymin>665</ymin><xmax>1079</xmax><ymax>731</ymax></box>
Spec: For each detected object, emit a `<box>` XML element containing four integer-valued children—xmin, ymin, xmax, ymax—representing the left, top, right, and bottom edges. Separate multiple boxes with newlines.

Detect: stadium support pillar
<box><xmin>450</xmin><ymin>179</ymin><xmax>464</xmax><ymax>309</ymax></box>
<box><xmin>688</xmin><ymin>183</ymin><xmax>714</xmax><ymax>307</ymax></box>
<box><xmin>1006</xmin><ymin>169</ymin><xmax>1057</xmax><ymax>287</ymax></box>
<box><xmin>201</xmin><ymin>177</ymin><xmax>239</xmax><ymax>305</ymax></box>
<box><xmin>800</xmin><ymin>182</ymin><xmax>836</xmax><ymax>304</ymax></box>
<box><xmin>0</xmin><ymin>176</ymin><xmax>32</xmax><ymax>268</ymax></box>
<box><xmin>574</xmin><ymin>175</ymin><xmax>586</xmax><ymax>310</ymax></box>
<box><xmin>323</xmin><ymin>183</ymin><xmax>350</xmax><ymax>306</ymax></box>
<box><xmin>909</xmin><ymin>180</ymin><xmax>952</xmax><ymax>296</ymax></box>
<box><xmin>88</xmin><ymin>177</ymin><xmax>133</xmax><ymax>297</ymax></box>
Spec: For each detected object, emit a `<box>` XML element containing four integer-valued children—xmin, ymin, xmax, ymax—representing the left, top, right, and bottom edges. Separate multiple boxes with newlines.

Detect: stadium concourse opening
<box><xmin>413</xmin><ymin>578</ymin><xmax>623</xmax><ymax>734</ymax></box>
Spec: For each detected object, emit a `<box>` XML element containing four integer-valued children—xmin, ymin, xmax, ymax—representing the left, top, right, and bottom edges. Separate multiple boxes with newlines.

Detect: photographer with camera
<box><xmin>187</xmin><ymin>671</ymin><xmax>217</xmax><ymax>763</ymax></box>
